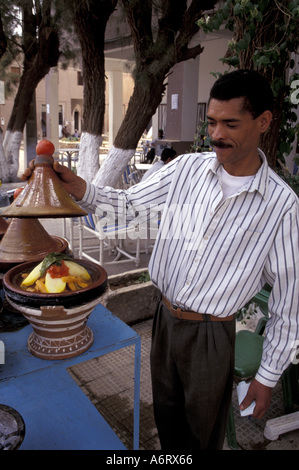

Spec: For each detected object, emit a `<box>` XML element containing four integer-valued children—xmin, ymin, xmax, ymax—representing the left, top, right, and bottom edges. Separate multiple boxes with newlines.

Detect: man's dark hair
<box><xmin>209</xmin><ymin>69</ymin><xmax>274</xmax><ymax>119</ymax></box>
<box><xmin>161</xmin><ymin>148</ymin><xmax>177</xmax><ymax>162</ymax></box>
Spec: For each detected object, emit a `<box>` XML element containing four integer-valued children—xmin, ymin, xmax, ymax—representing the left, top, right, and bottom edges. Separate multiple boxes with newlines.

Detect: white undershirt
<box><xmin>220</xmin><ymin>166</ymin><xmax>253</xmax><ymax>199</ymax></box>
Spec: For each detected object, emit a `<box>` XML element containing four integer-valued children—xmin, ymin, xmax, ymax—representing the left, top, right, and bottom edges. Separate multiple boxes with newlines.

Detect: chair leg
<box><xmin>135</xmin><ymin>237</ymin><xmax>140</xmax><ymax>266</ymax></box>
<box><xmin>226</xmin><ymin>403</ymin><xmax>239</xmax><ymax>450</ymax></box>
<box><xmin>78</xmin><ymin>219</ymin><xmax>83</xmax><ymax>259</ymax></box>
<box><xmin>69</xmin><ymin>218</ymin><xmax>74</xmax><ymax>252</ymax></box>
<box><xmin>99</xmin><ymin>239</ymin><xmax>104</xmax><ymax>266</ymax></box>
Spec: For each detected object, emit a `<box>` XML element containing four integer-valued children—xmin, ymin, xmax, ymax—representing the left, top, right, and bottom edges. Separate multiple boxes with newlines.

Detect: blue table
<box><xmin>0</xmin><ymin>304</ymin><xmax>141</xmax><ymax>450</ymax></box>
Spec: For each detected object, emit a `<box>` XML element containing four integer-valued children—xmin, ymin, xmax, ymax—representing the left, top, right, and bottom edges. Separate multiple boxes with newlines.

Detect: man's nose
<box><xmin>211</xmin><ymin>124</ymin><xmax>226</xmax><ymax>141</ymax></box>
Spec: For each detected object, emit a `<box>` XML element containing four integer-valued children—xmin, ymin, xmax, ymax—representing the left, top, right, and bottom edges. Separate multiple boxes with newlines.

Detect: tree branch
<box><xmin>178</xmin><ymin>43</ymin><xmax>204</xmax><ymax>62</ymax></box>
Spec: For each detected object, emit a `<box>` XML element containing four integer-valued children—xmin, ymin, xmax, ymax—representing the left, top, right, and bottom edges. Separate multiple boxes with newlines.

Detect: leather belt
<box><xmin>162</xmin><ymin>295</ymin><xmax>234</xmax><ymax>322</ymax></box>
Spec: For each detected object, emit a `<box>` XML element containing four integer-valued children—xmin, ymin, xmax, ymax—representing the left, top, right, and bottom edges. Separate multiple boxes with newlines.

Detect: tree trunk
<box><xmin>114</xmin><ymin>76</ymin><xmax>167</xmax><ymax>150</ymax></box>
<box><xmin>78</xmin><ymin>132</ymin><xmax>103</xmax><ymax>183</ymax></box>
<box><xmin>70</xmin><ymin>0</ymin><xmax>117</xmax><ymax>181</ymax></box>
<box><xmin>0</xmin><ymin>10</ymin><xmax>7</xmax><ymax>60</ymax></box>
<box><xmin>92</xmin><ymin>145</ymin><xmax>135</xmax><ymax>187</ymax></box>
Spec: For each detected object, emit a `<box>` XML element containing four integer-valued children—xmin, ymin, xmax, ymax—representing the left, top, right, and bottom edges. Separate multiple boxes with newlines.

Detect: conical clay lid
<box><xmin>1</xmin><ymin>154</ymin><xmax>87</xmax><ymax>218</ymax></box>
<box><xmin>0</xmin><ymin>218</ymin><xmax>68</xmax><ymax>265</ymax></box>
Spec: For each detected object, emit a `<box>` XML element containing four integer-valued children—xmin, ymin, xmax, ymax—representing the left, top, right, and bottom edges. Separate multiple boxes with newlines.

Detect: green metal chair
<box><xmin>226</xmin><ymin>286</ymin><xmax>299</xmax><ymax>450</ymax></box>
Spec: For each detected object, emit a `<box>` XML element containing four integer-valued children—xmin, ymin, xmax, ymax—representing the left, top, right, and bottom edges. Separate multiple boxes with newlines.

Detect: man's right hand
<box><xmin>21</xmin><ymin>160</ymin><xmax>87</xmax><ymax>201</ymax></box>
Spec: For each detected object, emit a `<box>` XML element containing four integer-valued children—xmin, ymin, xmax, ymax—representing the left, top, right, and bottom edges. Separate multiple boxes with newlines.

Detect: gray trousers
<box><xmin>150</xmin><ymin>301</ymin><xmax>235</xmax><ymax>451</ymax></box>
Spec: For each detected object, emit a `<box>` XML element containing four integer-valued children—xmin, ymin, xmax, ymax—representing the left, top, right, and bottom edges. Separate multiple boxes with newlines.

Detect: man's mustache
<box><xmin>211</xmin><ymin>141</ymin><xmax>232</xmax><ymax>149</ymax></box>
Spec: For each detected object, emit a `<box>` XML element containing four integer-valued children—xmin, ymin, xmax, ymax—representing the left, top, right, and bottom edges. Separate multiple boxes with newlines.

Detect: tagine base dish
<box><xmin>3</xmin><ymin>258</ymin><xmax>108</xmax><ymax>360</ymax></box>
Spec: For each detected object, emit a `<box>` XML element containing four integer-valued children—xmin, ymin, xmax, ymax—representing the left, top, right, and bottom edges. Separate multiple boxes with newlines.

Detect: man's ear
<box><xmin>259</xmin><ymin>110</ymin><xmax>272</xmax><ymax>133</ymax></box>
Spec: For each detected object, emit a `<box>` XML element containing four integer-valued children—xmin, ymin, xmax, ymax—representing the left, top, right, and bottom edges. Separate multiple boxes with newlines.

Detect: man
<box><xmin>23</xmin><ymin>70</ymin><xmax>298</xmax><ymax>450</ymax></box>
<box><xmin>151</xmin><ymin>128</ymin><xmax>165</xmax><ymax>157</ymax></box>
<box><xmin>141</xmin><ymin>147</ymin><xmax>177</xmax><ymax>182</ymax></box>
<box><xmin>146</xmin><ymin>129</ymin><xmax>167</xmax><ymax>162</ymax></box>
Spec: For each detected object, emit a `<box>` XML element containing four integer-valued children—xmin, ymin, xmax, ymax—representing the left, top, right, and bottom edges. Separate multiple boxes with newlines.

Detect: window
<box><xmin>77</xmin><ymin>71</ymin><xmax>83</xmax><ymax>86</ymax></box>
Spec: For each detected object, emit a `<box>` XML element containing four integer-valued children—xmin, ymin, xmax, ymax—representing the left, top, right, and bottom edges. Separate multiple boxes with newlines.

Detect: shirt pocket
<box><xmin>218</xmin><ymin>223</ymin><xmax>267</xmax><ymax>270</ymax></box>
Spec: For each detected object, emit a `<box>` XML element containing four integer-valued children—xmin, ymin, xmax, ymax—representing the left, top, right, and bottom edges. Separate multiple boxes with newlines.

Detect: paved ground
<box><xmin>1</xmin><ymin>182</ymin><xmax>299</xmax><ymax>451</ymax></box>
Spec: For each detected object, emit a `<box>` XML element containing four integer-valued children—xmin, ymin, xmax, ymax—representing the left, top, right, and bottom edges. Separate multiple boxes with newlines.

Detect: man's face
<box><xmin>207</xmin><ymin>97</ymin><xmax>271</xmax><ymax>176</ymax></box>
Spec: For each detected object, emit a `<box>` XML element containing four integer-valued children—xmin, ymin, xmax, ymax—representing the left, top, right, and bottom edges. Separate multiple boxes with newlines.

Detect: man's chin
<box><xmin>214</xmin><ymin>146</ymin><xmax>232</xmax><ymax>161</ymax></box>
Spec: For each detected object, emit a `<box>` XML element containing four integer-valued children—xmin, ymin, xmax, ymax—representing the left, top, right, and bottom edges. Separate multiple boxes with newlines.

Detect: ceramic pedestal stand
<box><xmin>5</xmin><ymin>296</ymin><xmax>102</xmax><ymax>360</ymax></box>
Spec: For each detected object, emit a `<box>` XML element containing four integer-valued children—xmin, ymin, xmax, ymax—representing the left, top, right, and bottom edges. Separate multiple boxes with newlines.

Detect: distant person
<box><xmin>146</xmin><ymin>129</ymin><xmax>165</xmax><ymax>163</ymax></box>
<box><xmin>62</xmin><ymin>126</ymin><xmax>69</xmax><ymax>138</ymax></box>
<box><xmin>141</xmin><ymin>148</ymin><xmax>177</xmax><ymax>182</ymax></box>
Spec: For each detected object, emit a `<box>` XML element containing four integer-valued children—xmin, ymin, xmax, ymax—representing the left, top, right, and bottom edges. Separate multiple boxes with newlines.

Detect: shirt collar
<box><xmin>249</xmin><ymin>149</ymin><xmax>269</xmax><ymax>200</ymax></box>
<box><xmin>208</xmin><ymin>149</ymin><xmax>269</xmax><ymax>200</ymax></box>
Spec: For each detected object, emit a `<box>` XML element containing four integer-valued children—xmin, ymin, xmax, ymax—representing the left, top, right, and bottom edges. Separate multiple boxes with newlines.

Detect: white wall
<box><xmin>198</xmin><ymin>33</ymin><xmax>231</xmax><ymax>104</ymax></box>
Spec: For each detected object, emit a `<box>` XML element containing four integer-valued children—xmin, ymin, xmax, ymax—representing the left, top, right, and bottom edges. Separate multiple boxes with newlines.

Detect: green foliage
<box><xmin>276</xmin><ymin>163</ymin><xmax>299</xmax><ymax>197</ymax></box>
<box><xmin>197</xmin><ymin>0</ymin><xmax>299</xmax><ymax>165</ymax></box>
<box><xmin>0</xmin><ymin>1</ymin><xmax>79</xmax><ymax>93</ymax></box>
<box><xmin>135</xmin><ymin>271</ymin><xmax>151</xmax><ymax>283</ymax></box>
<box><xmin>190</xmin><ymin>120</ymin><xmax>212</xmax><ymax>153</ymax></box>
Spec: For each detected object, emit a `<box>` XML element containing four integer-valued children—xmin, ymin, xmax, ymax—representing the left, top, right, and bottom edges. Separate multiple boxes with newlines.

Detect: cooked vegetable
<box><xmin>40</xmin><ymin>252</ymin><xmax>72</xmax><ymax>277</ymax></box>
<box><xmin>63</xmin><ymin>260</ymin><xmax>91</xmax><ymax>281</ymax></box>
<box><xmin>35</xmin><ymin>279</ymin><xmax>47</xmax><ymax>293</ymax></box>
<box><xmin>21</xmin><ymin>261</ymin><xmax>43</xmax><ymax>287</ymax></box>
<box><xmin>45</xmin><ymin>273</ymin><xmax>66</xmax><ymax>293</ymax></box>
<box><xmin>20</xmin><ymin>253</ymin><xmax>92</xmax><ymax>294</ymax></box>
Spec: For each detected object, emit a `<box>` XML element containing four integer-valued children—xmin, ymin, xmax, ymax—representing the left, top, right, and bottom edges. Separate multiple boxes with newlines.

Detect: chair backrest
<box><xmin>251</xmin><ymin>287</ymin><xmax>271</xmax><ymax>317</ymax></box>
<box><xmin>122</xmin><ymin>164</ymin><xmax>142</xmax><ymax>187</ymax></box>
<box><xmin>83</xmin><ymin>212</ymin><xmax>134</xmax><ymax>238</ymax></box>
<box><xmin>122</xmin><ymin>165</ymin><xmax>131</xmax><ymax>186</ymax></box>
<box><xmin>83</xmin><ymin>213</ymin><xmax>96</xmax><ymax>230</ymax></box>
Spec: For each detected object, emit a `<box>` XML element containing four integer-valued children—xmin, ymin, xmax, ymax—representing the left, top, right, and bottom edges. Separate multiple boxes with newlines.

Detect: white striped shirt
<box><xmin>79</xmin><ymin>151</ymin><xmax>299</xmax><ymax>387</ymax></box>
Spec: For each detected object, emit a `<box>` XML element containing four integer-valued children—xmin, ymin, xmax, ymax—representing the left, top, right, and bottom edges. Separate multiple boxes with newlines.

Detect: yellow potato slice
<box><xmin>21</xmin><ymin>261</ymin><xmax>43</xmax><ymax>287</ymax></box>
<box><xmin>63</xmin><ymin>260</ymin><xmax>91</xmax><ymax>281</ymax></box>
<box><xmin>45</xmin><ymin>272</ymin><xmax>66</xmax><ymax>293</ymax></box>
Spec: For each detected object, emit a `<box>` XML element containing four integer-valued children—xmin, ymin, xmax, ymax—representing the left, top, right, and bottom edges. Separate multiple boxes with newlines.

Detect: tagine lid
<box><xmin>0</xmin><ymin>140</ymin><xmax>87</xmax><ymax>219</ymax></box>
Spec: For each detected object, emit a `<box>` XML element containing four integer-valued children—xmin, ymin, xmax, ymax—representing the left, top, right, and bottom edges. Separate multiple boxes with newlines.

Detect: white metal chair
<box><xmin>62</xmin><ymin>217</ymin><xmax>80</xmax><ymax>253</ymax></box>
<box><xmin>78</xmin><ymin>213</ymin><xmax>141</xmax><ymax>267</ymax></box>
<box><xmin>121</xmin><ymin>164</ymin><xmax>142</xmax><ymax>188</ymax></box>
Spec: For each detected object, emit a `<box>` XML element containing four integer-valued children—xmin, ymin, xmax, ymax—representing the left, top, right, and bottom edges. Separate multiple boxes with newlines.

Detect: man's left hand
<box><xmin>240</xmin><ymin>378</ymin><xmax>272</xmax><ymax>418</ymax></box>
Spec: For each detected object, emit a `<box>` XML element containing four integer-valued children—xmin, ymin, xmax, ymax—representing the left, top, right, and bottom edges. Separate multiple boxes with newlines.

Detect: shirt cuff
<box><xmin>255</xmin><ymin>363</ymin><xmax>283</xmax><ymax>388</ymax></box>
<box><xmin>77</xmin><ymin>181</ymin><xmax>96</xmax><ymax>211</ymax></box>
